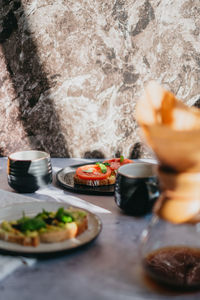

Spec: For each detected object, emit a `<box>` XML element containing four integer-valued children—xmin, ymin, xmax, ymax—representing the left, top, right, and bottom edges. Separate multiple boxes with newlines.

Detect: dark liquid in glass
<box><xmin>143</xmin><ymin>246</ymin><xmax>200</xmax><ymax>290</ymax></box>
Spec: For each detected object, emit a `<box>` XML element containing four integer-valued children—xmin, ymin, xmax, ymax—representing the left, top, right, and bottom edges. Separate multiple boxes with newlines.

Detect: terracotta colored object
<box><xmin>136</xmin><ymin>81</ymin><xmax>200</xmax><ymax>223</ymax></box>
<box><xmin>154</xmin><ymin>168</ymin><xmax>200</xmax><ymax>224</ymax></box>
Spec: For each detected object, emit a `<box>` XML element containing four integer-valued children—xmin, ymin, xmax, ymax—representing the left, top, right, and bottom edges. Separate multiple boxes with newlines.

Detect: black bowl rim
<box><xmin>8</xmin><ymin>150</ymin><xmax>50</xmax><ymax>162</ymax></box>
<box><xmin>117</xmin><ymin>162</ymin><xmax>157</xmax><ymax>179</ymax></box>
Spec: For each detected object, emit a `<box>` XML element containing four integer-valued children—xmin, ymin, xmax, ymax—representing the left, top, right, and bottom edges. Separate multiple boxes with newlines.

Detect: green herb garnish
<box><xmin>36</xmin><ymin>209</ymin><xmax>51</xmax><ymax>219</ymax></box>
<box><xmin>55</xmin><ymin>207</ymin><xmax>74</xmax><ymax>223</ymax></box>
<box><xmin>120</xmin><ymin>155</ymin><xmax>124</xmax><ymax>163</ymax></box>
<box><xmin>96</xmin><ymin>162</ymin><xmax>107</xmax><ymax>173</ymax></box>
<box><xmin>13</xmin><ymin>216</ymin><xmax>46</xmax><ymax>232</ymax></box>
<box><xmin>11</xmin><ymin>207</ymin><xmax>78</xmax><ymax>233</ymax></box>
<box><xmin>103</xmin><ymin>162</ymin><xmax>110</xmax><ymax>166</ymax></box>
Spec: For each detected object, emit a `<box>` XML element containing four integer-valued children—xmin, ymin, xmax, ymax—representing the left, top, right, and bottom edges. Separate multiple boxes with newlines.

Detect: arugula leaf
<box><xmin>14</xmin><ymin>216</ymin><xmax>46</xmax><ymax>232</ymax></box>
<box><xmin>120</xmin><ymin>155</ymin><xmax>124</xmax><ymax>163</ymax></box>
<box><xmin>36</xmin><ymin>209</ymin><xmax>51</xmax><ymax>219</ymax></box>
<box><xmin>103</xmin><ymin>162</ymin><xmax>110</xmax><ymax>166</ymax></box>
<box><xmin>12</xmin><ymin>207</ymin><xmax>76</xmax><ymax>232</ymax></box>
<box><xmin>96</xmin><ymin>162</ymin><xmax>107</xmax><ymax>173</ymax></box>
<box><xmin>17</xmin><ymin>214</ymin><xmax>30</xmax><ymax>224</ymax></box>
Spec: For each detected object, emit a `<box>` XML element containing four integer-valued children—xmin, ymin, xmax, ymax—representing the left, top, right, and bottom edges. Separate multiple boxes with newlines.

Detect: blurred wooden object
<box><xmin>136</xmin><ymin>81</ymin><xmax>200</xmax><ymax>223</ymax></box>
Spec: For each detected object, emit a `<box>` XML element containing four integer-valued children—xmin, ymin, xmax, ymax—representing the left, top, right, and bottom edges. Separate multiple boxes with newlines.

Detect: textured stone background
<box><xmin>0</xmin><ymin>0</ymin><xmax>199</xmax><ymax>158</ymax></box>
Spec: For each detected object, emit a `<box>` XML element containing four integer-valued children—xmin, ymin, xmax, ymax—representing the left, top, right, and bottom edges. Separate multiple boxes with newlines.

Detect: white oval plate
<box><xmin>0</xmin><ymin>201</ymin><xmax>102</xmax><ymax>254</ymax></box>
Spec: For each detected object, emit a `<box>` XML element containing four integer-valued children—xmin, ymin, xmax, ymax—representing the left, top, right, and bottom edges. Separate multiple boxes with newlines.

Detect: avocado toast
<box><xmin>0</xmin><ymin>207</ymin><xmax>88</xmax><ymax>247</ymax></box>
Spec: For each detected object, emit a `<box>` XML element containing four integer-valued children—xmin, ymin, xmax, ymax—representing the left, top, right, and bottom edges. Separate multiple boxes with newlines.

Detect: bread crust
<box><xmin>76</xmin><ymin>216</ymin><xmax>88</xmax><ymax>235</ymax></box>
<box><xmin>0</xmin><ymin>230</ymin><xmax>39</xmax><ymax>247</ymax></box>
<box><xmin>74</xmin><ymin>174</ymin><xmax>116</xmax><ymax>186</ymax></box>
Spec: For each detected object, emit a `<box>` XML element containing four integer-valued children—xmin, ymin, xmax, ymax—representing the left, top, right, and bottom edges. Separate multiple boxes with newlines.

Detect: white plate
<box><xmin>0</xmin><ymin>201</ymin><xmax>102</xmax><ymax>254</ymax></box>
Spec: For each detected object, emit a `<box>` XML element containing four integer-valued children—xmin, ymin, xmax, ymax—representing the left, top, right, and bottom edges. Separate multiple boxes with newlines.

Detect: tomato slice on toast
<box><xmin>103</xmin><ymin>158</ymin><xmax>133</xmax><ymax>171</ymax></box>
<box><xmin>76</xmin><ymin>164</ymin><xmax>111</xmax><ymax>180</ymax></box>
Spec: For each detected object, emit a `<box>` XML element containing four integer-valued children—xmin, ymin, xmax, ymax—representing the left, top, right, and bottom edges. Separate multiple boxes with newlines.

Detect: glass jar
<box><xmin>140</xmin><ymin>216</ymin><xmax>200</xmax><ymax>289</ymax></box>
<box><xmin>140</xmin><ymin>167</ymin><xmax>200</xmax><ymax>290</ymax></box>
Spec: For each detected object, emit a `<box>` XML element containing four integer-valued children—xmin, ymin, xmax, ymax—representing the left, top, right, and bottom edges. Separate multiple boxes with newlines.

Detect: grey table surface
<box><xmin>0</xmin><ymin>157</ymin><xmax>199</xmax><ymax>300</ymax></box>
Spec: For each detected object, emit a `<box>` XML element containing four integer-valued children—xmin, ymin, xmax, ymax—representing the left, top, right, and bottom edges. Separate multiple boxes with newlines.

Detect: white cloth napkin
<box><xmin>0</xmin><ymin>256</ymin><xmax>36</xmax><ymax>281</ymax></box>
<box><xmin>0</xmin><ymin>187</ymin><xmax>110</xmax><ymax>281</ymax></box>
<box><xmin>0</xmin><ymin>189</ymin><xmax>40</xmax><ymax>281</ymax></box>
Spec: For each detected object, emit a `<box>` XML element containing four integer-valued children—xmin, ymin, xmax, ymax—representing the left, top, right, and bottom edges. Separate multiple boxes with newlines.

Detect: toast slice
<box><xmin>74</xmin><ymin>159</ymin><xmax>134</xmax><ymax>187</ymax></box>
<box><xmin>0</xmin><ymin>221</ymin><xmax>39</xmax><ymax>247</ymax></box>
<box><xmin>39</xmin><ymin>210</ymin><xmax>88</xmax><ymax>243</ymax></box>
<box><xmin>0</xmin><ymin>207</ymin><xmax>88</xmax><ymax>247</ymax></box>
<box><xmin>74</xmin><ymin>174</ymin><xmax>116</xmax><ymax>186</ymax></box>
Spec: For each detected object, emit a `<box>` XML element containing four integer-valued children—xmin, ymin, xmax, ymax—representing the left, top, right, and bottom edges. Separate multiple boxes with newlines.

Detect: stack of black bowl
<box><xmin>7</xmin><ymin>150</ymin><xmax>52</xmax><ymax>193</ymax></box>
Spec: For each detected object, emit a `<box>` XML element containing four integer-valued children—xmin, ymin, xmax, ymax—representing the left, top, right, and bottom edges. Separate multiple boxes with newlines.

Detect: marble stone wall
<box><xmin>0</xmin><ymin>0</ymin><xmax>199</xmax><ymax>158</ymax></box>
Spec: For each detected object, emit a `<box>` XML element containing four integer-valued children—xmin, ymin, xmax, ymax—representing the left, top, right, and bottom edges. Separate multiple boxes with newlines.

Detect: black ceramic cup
<box><xmin>7</xmin><ymin>150</ymin><xmax>52</xmax><ymax>193</ymax></box>
<box><xmin>114</xmin><ymin>162</ymin><xmax>159</xmax><ymax>216</ymax></box>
